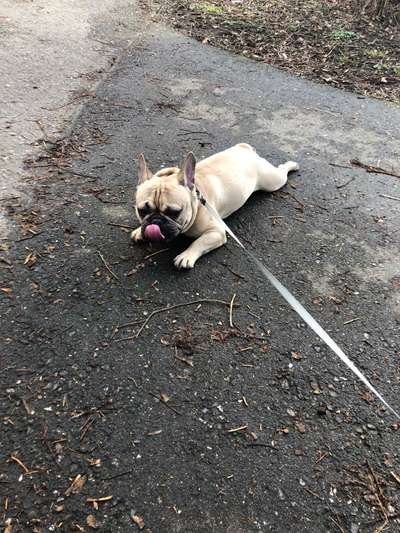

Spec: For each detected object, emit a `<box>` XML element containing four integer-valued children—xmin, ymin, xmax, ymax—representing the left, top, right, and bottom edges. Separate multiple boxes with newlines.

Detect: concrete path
<box><xmin>1</xmin><ymin>3</ymin><xmax>400</xmax><ymax>532</ymax></box>
<box><xmin>0</xmin><ymin>0</ymin><xmax>136</xmax><ymax>237</ymax></box>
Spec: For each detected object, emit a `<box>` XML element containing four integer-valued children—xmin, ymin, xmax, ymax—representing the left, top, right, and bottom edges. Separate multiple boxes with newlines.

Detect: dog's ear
<box><xmin>137</xmin><ymin>153</ymin><xmax>153</xmax><ymax>184</ymax></box>
<box><xmin>180</xmin><ymin>152</ymin><xmax>196</xmax><ymax>190</ymax></box>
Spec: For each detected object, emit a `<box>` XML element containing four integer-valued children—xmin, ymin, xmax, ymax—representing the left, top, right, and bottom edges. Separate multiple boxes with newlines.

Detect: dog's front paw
<box><xmin>130</xmin><ymin>227</ymin><xmax>143</xmax><ymax>243</ymax></box>
<box><xmin>174</xmin><ymin>251</ymin><xmax>197</xmax><ymax>270</ymax></box>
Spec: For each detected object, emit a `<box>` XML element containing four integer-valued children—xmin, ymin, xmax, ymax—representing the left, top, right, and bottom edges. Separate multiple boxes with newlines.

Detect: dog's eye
<box><xmin>137</xmin><ymin>204</ymin><xmax>151</xmax><ymax>217</ymax></box>
<box><xmin>164</xmin><ymin>207</ymin><xmax>182</xmax><ymax>218</ymax></box>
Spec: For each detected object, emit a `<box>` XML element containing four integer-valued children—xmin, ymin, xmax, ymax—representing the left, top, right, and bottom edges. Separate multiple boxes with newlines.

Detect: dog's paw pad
<box><xmin>174</xmin><ymin>252</ymin><xmax>196</xmax><ymax>270</ymax></box>
<box><xmin>130</xmin><ymin>228</ymin><xmax>143</xmax><ymax>242</ymax></box>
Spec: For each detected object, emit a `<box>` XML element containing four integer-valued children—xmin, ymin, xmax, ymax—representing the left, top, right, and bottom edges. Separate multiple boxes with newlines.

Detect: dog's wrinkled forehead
<box><xmin>136</xmin><ymin>170</ymin><xmax>189</xmax><ymax>210</ymax></box>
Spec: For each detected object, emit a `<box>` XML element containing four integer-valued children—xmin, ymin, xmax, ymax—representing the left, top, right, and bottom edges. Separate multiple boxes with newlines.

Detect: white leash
<box><xmin>197</xmin><ymin>189</ymin><xmax>400</xmax><ymax>420</ymax></box>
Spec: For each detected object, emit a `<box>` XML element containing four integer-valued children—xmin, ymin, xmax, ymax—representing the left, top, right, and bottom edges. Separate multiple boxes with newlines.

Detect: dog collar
<box><xmin>195</xmin><ymin>186</ymin><xmax>206</xmax><ymax>206</ymax></box>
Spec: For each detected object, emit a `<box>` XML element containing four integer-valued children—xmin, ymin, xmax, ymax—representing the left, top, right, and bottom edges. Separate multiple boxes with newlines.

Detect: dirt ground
<box><xmin>144</xmin><ymin>0</ymin><xmax>400</xmax><ymax>104</ymax></box>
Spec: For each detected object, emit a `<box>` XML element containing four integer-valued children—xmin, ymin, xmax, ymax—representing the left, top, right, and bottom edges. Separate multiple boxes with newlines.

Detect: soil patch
<box><xmin>144</xmin><ymin>0</ymin><xmax>400</xmax><ymax>103</ymax></box>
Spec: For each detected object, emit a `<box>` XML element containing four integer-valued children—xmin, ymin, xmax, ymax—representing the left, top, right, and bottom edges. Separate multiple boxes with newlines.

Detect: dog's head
<box><xmin>134</xmin><ymin>153</ymin><xmax>198</xmax><ymax>242</ymax></box>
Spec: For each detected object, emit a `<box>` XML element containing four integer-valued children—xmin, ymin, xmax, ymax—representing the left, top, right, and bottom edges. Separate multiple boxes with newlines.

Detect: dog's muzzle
<box><xmin>142</xmin><ymin>214</ymin><xmax>181</xmax><ymax>242</ymax></box>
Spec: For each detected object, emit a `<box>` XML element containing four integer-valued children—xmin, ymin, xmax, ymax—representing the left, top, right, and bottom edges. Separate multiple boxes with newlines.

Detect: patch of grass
<box><xmin>373</xmin><ymin>62</ymin><xmax>389</xmax><ymax>72</ymax></box>
<box><xmin>366</xmin><ymin>49</ymin><xmax>387</xmax><ymax>58</ymax></box>
<box><xmin>330</xmin><ymin>30</ymin><xmax>358</xmax><ymax>40</ymax></box>
<box><xmin>394</xmin><ymin>66</ymin><xmax>400</xmax><ymax>76</ymax></box>
<box><xmin>196</xmin><ymin>2</ymin><xmax>224</xmax><ymax>14</ymax></box>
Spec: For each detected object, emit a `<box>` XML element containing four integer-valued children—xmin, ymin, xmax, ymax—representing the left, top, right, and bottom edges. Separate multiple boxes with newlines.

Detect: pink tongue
<box><xmin>144</xmin><ymin>224</ymin><xmax>165</xmax><ymax>241</ymax></box>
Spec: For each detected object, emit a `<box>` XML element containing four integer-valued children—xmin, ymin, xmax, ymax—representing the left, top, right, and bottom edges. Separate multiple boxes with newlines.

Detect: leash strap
<box><xmin>197</xmin><ymin>188</ymin><xmax>400</xmax><ymax>420</ymax></box>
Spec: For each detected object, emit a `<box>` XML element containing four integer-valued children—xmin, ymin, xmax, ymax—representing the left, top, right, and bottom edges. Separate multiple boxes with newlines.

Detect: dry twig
<box><xmin>98</xmin><ymin>250</ymin><xmax>120</xmax><ymax>281</ymax></box>
<box><xmin>229</xmin><ymin>293</ymin><xmax>236</xmax><ymax>328</ymax></box>
<box><xmin>350</xmin><ymin>159</ymin><xmax>400</xmax><ymax>179</ymax></box>
<box><xmin>118</xmin><ymin>298</ymin><xmax>235</xmax><ymax>340</ymax></box>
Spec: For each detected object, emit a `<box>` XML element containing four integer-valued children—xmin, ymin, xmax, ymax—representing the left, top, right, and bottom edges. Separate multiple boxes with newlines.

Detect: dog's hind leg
<box><xmin>255</xmin><ymin>157</ymin><xmax>299</xmax><ymax>193</ymax></box>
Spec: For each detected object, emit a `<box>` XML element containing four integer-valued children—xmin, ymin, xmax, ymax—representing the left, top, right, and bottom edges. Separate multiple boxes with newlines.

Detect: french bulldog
<box><xmin>132</xmin><ymin>143</ymin><xmax>298</xmax><ymax>269</ymax></box>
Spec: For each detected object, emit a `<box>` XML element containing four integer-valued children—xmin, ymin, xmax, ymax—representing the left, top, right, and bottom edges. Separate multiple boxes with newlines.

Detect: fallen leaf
<box><xmin>23</xmin><ymin>252</ymin><xmax>37</xmax><ymax>266</ymax></box>
<box><xmin>4</xmin><ymin>519</ymin><xmax>12</xmax><ymax>533</ymax></box>
<box><xmin>383</xmin><ymin>453</ymin><xmax>393</xmax><ymax>467</ymax></box>
<box><xmin>160</xmin><ymin>392</ymin><xmax>170</xmax><ymax>403</ymax></box>
<box><xmin>132</xmin><ymin>514</ymin><xmax>145</xmax><ymax>529</ymax></box>
<box><xmin>277</xmin><ymin>427</ymin><xmax>289</xmax><ymax>434</ymax></box>
<box><xmin>86</xmin><ymin>514</ymin><xmax>99</xmax><ymax>528</ymax></box>
<box><xmin>65</xmin><ymin>474</ymin><xmax>87</xmax><ymax>496</ymax></box>
<box><xmin>295</xmin><ymin>421</ymin><xmax>306</xmax><ymax>433</ymax></box>
<box><xmin>310</xmin><ymin>381</ymin><xmax>322</xmax><ymax>394</ymax></box>
<box><xmin>88</xmin><ymin>458</ymin><xmax>101</xmax><ymax>467</ymax></box>
<box><xmin>1</xmin><ymin>287</ymin><xmax>12</xmax><ymax>294</ymax></box>
<box><xmin>328</xmin><ymin>294</ymin><xmax>342</xmax><ymax>304</ymax></box>
<box><xmin>291</xmin><ymin>351</ymin><xmax>301</xmax><ymax>360</ymax></box>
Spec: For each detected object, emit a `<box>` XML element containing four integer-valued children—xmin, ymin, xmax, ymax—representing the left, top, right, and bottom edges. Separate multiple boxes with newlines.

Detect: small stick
<box><xmin>246</xmin><ymin>442</ymin><xmax>272</xmax><ymax>448</ymax></box>
<box><xmin>329</xmin><ymin>516</ymin><xmax>346</xmax><ymax>533</ymax></box>
<box><xmin>98</xmin><ymin>251</ymin><xmax>120</xmax><ymax>281</ymax></box>
<box><xmin>315</xmin><ymin>451</ymin><xmax>330</xmax><ymax>464</ymax></box>
<box><xmin>329</xmin><ymin>162</ymin><xmax>353</xmax><ymax>170</ymax></box>
<box><xmin>135</xmin><ymin>298</ymin><xmax>234</xmax><ymax>338</ymax></box>
<box><xmin>144</xmin><ymin>248</ymin><xmax>169</xmax><ymax>260</ymax></box>
<box><xmin>336</xmin><ymin>176</ymin><xmax>356</xmax><ymax>189</ymax></box>
<box><xmin>227</xmin><ymin>425</ymin><xmax>248</xmax><ymax>433</ymax></box>
<box><xmin>303</xmin><ymin>486</ymin><xmax>324</xmax><ymax>501</ymax></box>
<box><xmin>350</xmin><ymin>158</ymin><xmax>400</xmax><ymax>179</ymax></box>
<box><xmin>380</xmin><ymin>194</ymin><xmax>400</xmax><ymax>202</ymax></box>
<box><xmin>115</xmin><ymin>319</ymin><xmax>145</xmax><ymax>331</ymax></box>
<box><xmin>10</xmin><ymin>455</ymin><xmax>32</xmax><ymax>474</ymax></box>
<box><xmin>174</xmin><ymin>350</ymin><xmax>193</xmax><ymax>367</ymax></box>
<box><xmin>229</xmin><ymin>293</ymin><xmax>236</xmax><ymax>328</ymax></box>
<box><xmin>17</xmin><ymin>232</ymin><xmax>42</xmax><ymax>242</ymax></box>
<box><xmin>148</xmin><ymin>391</ymin><xmax>182</xmax><ymax>416</ymax></box>
<box><xmin>390</xmin><ymin>471</ymin><xmax>400</xmax><ymax>486</ymax></box>
<box><xmin>225</xmin><ymin>265</ymin><xmax>246</xmax><ymax>280</ymax></box>
<box><xmin>108</xmin><ymin>222</ymin><xmax>135</xmax><ymax>230</ymax></box>
<box><xmin>366</xmin><ymin>461</ymin><xmax>389</xmax><ymax>531</ymax></box>
<box><xmin>286</xmin><ymin>191</ymin><xmax>305</xmax><ymax>210</ymax></box>
<box><xmin>343</xmin><ymin>317</ymin><xmax>361</xmax><ymax>325</ymax></box>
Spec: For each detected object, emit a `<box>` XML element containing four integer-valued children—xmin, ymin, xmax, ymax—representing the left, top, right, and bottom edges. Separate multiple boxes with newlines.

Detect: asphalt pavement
<box><xmin>1</xmin><ymin>3</ymin><xmax>400</xmax><ymax>532</ymax></box>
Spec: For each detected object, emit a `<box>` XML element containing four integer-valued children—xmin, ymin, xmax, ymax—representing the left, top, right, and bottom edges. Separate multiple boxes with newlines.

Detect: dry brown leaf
<box><xmin>160</xmin><ymin>392</ymin><xmax>170</xmax><ymax>403</ymax></box>
<box><xmin>4</xmin><ymin>519</ymin><xmax>12</xmax><ymax>533</ymax></box>
<box><xmin>86</xmin><ymin>514</ymin><xmax>99</xmax><ymax>528</ymax></box>
<box><xmin>132</xmin><ymin>514</ymin><xmax>145</xmax><ymax>529</ymax></box>
<box><xmin>291</xmin><ymin>351</ymin><xmax>301</xmax><ymax>360</ymax></box>
<box><xmin>295</xmin><ymin>421</ymin><xmax>306</xmax><ymax>433</ymax></box>
<box><xmin>310</xmin><ymin>381</ymin><xmax>322</xmax><ymax>394</ymax></box>
<box><xmin>1</xmin><ymin>287</ymin><xmax>12</xmax><ymax>294</ymax></box>
<box><xmin>65</xmin><ymin>474</ymin><xmax>87</xmax><ymax>496</ymax></box>
<box><xmin>23</xmin><ymin>252</ymin><xmax>37</xmax><ymax>266</ymax></box>
<box><xmin>277</xmin><ymin>427</ymin><xmax>289</xmax><ymax>434</ymax></box>
<box><xmin>88</xmin><ymin>458</ymin><xmax>101</xmax><ymax>467</ymax></box>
